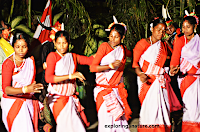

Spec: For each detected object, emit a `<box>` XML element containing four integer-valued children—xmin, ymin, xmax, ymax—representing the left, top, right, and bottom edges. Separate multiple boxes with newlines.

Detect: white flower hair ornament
<box><xmin>105</xmin><ymin>16</ymin><xmax>127</xmax><ymax>34</ymax></box>
<box><xmin>149</xmin><ymin>17</ymin><xmax>159</xmax><ymax>32</ymax></box>
<box><xmin>150</xmin><ymin>23</ymin><xmax>153</xmax><ymax>32</ymax></box>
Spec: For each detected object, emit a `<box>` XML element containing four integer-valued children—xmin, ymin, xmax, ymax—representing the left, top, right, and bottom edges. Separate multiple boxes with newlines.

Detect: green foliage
<box><xmin>76</xmin><ymin>86</ymin><xmax>86</xmax><ymax>99</ymax></box>
<box><xmin>1</xmin><ymin>0</ymin><xmax>198</xmax><ymax>54</ymax></box>
<box><xmin>7</xmin><ymin>0</ymin><xmax>15</xmax><ymax>23</ymax></box>
<box><xmin>28</xmin><ymin>0</ymin><xmax>32</xmax><ymax>28</ymax></box>
<box><xmin>1</xmin><ymin>0</ymin><xmax>92</xmax><ymax>41</ymax></box>
<box><xmin>84</xmin><ymin>24</ymin><xmax>107</xmax><ymax>56</ymax></box>
<box><xmin>162</xmin><ymin>0</ymin><xmax>196</xmax><ymax>26</ymax></box>
<box><xmin>106</xmin><ymin>0</ymin><xmax>159</xmax><ymax>49</ymax></box>
<box><xmin>68</xmin><ymin>44</ymin><xmax>74</xmax><ymax>52</ymax></box>
<box><xmin>9</xmin><ymin>16</ymin><xmax>34</xmax><ymax>37</ymax></box>
<box><xmin>106</xmin><ymin>0</ymin><xmax>197</xmax><ymax>49</ymax></box>
<box><xmin>53</xmin><ymin>12</ymin><xmax>64</xmax><ymax>25</ymax></box>
<box><xmin>52</xmin><ymin>0</ymin><xmax>92</xmax><ymax>41</ymax></box>
<box><xmin>10</xmin><ymin>16</ymin><xmax>25</xmax><ymax>29</ymax></box>
<box><xmin>14</xmin><ymin>24</ymin><xmax>34</xmax><ymax>37</ymax></box>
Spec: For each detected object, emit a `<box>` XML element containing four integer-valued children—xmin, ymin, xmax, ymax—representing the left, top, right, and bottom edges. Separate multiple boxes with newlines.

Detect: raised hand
<box><xmin>71</xmin><ymin>72</ymin><xmax>86</xmax><ymax>82</ymax></box>
<box><xmin>112</xmin><ymin>60</ymin><xmax>122</xmax><ymax>69</ymax></box>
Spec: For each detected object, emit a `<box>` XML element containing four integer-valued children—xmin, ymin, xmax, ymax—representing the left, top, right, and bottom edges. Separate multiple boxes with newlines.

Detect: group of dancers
<box><xmin>1</xmin><ymin>10</ymin><xmax>200</xmax><ymax>132</ymax></box>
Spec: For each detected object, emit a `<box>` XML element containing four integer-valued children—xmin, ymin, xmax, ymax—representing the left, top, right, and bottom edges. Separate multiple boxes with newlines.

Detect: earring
<box><xmin>194</xmin><ymin>29</ymin><xmax>197</xmax><ymax>33</ymax></box>
<box><xmin>121</xmin><ymin>39</ymin><xmax>124</xmax><ymax>43</ymax></box>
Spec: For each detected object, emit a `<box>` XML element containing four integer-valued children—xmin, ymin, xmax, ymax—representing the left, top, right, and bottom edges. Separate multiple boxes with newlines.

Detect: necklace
<box><xmin>15</xmin><ymin>58</ymin><xmax>24</xmax><ymax>62</ymax></box>
<box><xmin>110</xmin><ymin>45</ymin><xmax>115</xmax><ymax>49</ymax></box>
<box><xmin>14</xmin><ymin>53</ymin><xmax>25</xmax><ymax>62</ymax></box>
<box><xmin>56</xmin><ymin>50</ymin><xmax>64</xmax><ymax>57</ymax></box>
<box><xmin>13</xmin><ymin>53</ymin><xmax>25</xmax><ymax>72</ymax></box>
<box><xmin>108</xmin><ymin>41</ymin><xmax>119</xmax><ymax>49</ymax></box>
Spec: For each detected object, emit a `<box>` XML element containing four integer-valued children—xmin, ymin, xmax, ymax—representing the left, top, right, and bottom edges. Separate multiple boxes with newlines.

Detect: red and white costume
<box><xmin>45</xmin><ymin>52</ymin><xmax>93</xmax><ymax>132</ymax></box>
<box><xmin>133</xmin><ymin>39</ymin><xmax>182</xmax><ymax>132</ymax></box>
<box><xmin>90</xmin><ymin>42</ymin><xmax>132</xmax><ymax>132</ymax></box>
<box><xmin>1</xmin><ymin>55</ymin><xmax>40</xmax><ymax>132</ymax></box>
<box><xmin>170</xmin><ymin>34</ymin><xmax>200</xmax><ymax>131</ymax></box>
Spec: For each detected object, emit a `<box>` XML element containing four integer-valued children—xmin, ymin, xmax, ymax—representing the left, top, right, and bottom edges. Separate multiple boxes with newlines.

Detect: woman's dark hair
<box><xmin>12</xmin><ymin>31</ymin><xmax>30</xmax><ymax>48</ymax></box>
<box><xmin>183</xmin><ymin>16</ymin><xmax>197</xmax><ymax>27</ymax></box>
<box><xmin>110</xmin><ymin>24</ymin><xmax>126</xmax><ymax>38</ymax></box>
<box><xmin>152</xmin><ymin>18</ymin><xmax>166</xmax><ymax>28</ymax></box>
<box><xmin>55</xmin><ymin>31</ymin><xmax>70</xmax><ymax>43</ymax></box>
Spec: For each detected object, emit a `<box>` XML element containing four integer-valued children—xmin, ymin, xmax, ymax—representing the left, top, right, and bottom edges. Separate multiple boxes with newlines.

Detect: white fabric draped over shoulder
<box><xmin>47</xmin><ymin>53</ymin><xmax>76</xmax><ymax>96</ymax></box>
<box><xmin>1</xmin><ymin>56</ymin><xmax>39</xmax><ymax>132</ymax></box>
<box><xmin>47</xmin><ymin>53</ymin><xmax>86</xmax><ymax>132</ymax></box>
<box><xmin>94</xmin><ymin>46</ymin><xmax>130</xmax><ymax>132</ymax></box>
<box><xmin>137</xmin><ymin>41</ymin><xmax>172</xmax><ymax>132</ymax></box>
<box><xmin>177</xmin><ymin>34</ymin><xmax>200</xmax><ymax>131</ymax></box>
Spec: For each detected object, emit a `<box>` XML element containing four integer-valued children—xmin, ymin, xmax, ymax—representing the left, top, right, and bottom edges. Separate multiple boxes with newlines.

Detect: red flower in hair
<box><xmin>184</xmin><ymin>12</ymin><xmax>199</xmax><ymax>25</ymax></box>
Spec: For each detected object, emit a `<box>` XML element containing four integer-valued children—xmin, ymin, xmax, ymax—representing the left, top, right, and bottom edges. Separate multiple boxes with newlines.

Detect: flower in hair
<box><xmin>107</xmin><ymin>22</ymin><xmax>115</xmax><ymax>30</ymax></box>
<box><xmin>184</xmin><ymin>10</ymin><xmax>199</xmax><ymax>25</ymax></box>
<box><xmin>105</xmin><ymin>16</ymin><xmax>127</xmax><ymax>33</ymax></box>
<box><xmin>107</xmin><ymin>22</ymin><xmax>127</xmax><ymax>32</ymax></box>
<box><xmin>16</xmin><ymin>33</ymin><xmax>23</xmax><ymax>39</ymax></box>
<box><xmin>150</xmin><ymin>23</ymin><xmax>153</xmax><ymax>31</ymax></box>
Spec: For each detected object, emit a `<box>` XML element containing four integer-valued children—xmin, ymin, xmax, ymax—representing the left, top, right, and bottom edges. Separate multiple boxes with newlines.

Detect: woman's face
<box><xmin>54</xmin><ymin>36</ymin><xmax>68</xmax><ymax>55</ymax></box>
<box><xmin>166</xmin><ymin>25</ymin><xmax>175</xmax><ymax>35</ymax></box>
<box><xmin>182</xmin><ymin>20</ymin><xmax>194</xmax><ymax>37</ymax></box>
<box><xmin>14</xmin><ymin>39</ymin><xmax>28</xmax><ymax>58</ymax></box>
<box><xmin>109</xmin><ymin>30</ymin><xmax>122</xmax><ymax>47</ymax></box>
<box><xmin>2</xmin><ymin>29</ymin><xmax>9</xmax><ymax>39</ymax></box>
<box><xmin>152</xmin><ymin>23</ymin><xmax>166</xmax><ymax>41</ymax></box>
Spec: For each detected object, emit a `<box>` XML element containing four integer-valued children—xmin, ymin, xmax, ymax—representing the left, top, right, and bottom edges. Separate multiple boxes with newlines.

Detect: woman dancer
<box><xmin>90</xmin><ymin>19</ymin><xmax>132</xmax><ymax>132</ymax></box>
<box><xmin>1</xmin><ymin>31</ymin><xmax>44</xmax><ymax>132</ymax></box>
<box><xmin>170</xmin><ymin>13</ymin><xmax>200</xmax><ymax>131</ymax></box>
<box><xmin>133</xmin><ymin>18</ymin><xmax>182</xmax><ymax>132</ymax></box>
<box><xmin>45</xmin><ymin>31</ymin><xmax>93</xmax><ymax>132</ymax></box>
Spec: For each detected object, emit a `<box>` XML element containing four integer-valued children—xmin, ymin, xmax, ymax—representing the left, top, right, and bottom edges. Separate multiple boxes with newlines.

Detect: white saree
<box><xmin>47</xmin><ymin>53</ymin><xmax>86</xmax><ymax>132</ymax></box>
<box><xmin>94</xmin><ymin>46</ymin><xmax>131</xmax><ymax>132</ymax></box>
<box><xmin>137</xmin><ymin>41</ymin><xmax>179</xmax><ymax>132</ymax></box>
<box><xmin>1</xmin><ymin>56</ymin><xmax>39</xmax><ymax>132</ymax></box>
<box><xmin>178</xmin><ymin>34</ymin><xmax>200</xmax><ymax>131</ymax></box>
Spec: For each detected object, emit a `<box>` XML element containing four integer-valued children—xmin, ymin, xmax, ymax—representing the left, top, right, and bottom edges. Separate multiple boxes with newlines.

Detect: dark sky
<box><xmin>31</xmin><ymin>0</ymin><xmax>107</xmax><ymax>12</ymax></box>
<box><xmin>32</xmin><ymin>0</ymin><xmax>47</xmax><ymax>12</ymax></box>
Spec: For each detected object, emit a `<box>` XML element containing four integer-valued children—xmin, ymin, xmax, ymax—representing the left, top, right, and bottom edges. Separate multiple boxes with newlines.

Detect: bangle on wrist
<box><xmin>138</xmin><ymin>72</ymin><xmax>144</xmax><ymax>76</ymax></box>
<box><xmin>169</xmin><ymin>71</ymin><xmax>173</xmax><ymax>76</ymax></box>
<box><xmin>69</xmin><ymin>74</ymin><xmax>72</xmax><ymax>79</ymax></box>
<box><xmin>109</xmin><ymin>63</ymin><xmax>114</xmax><ymax>69</ymax></box>
<box><xmin>22</xmin><ymin>86</ymin><xmax>28</xmax><ymax>94</ymax></box>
